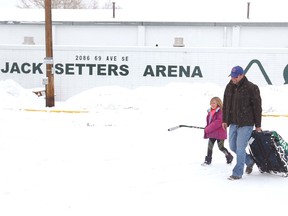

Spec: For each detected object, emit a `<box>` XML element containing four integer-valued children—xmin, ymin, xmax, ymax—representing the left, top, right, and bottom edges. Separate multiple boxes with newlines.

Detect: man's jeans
<box><xmin>229</xmin><ymin>124</ymin><xmax>254</xmax><ymax>177</ymax></box>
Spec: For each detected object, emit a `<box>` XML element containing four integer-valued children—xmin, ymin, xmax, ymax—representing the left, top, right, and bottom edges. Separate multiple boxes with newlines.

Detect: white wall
<box><xmin>240</xmin><ymin>26</ymin><xmax>288</xmax><ymax>48</ymax></box>
<box><xmin>54</xmin><ymin>25</ymin><xmax>139</xmax><ymax>46</ymax></box>
<box><xmin>1</xmin><ymin>15</ymin><xmax>288</xmax><ymax>101</ymax></box>
<box><xmin>1</xmin><ymin>21</ymin><xmax>288</xmax><ymax>48</ymax></box>
<box><xmin>0</xmin><ymin>45</ymin><xmax>287</xmax><ymax>101</ymax></box>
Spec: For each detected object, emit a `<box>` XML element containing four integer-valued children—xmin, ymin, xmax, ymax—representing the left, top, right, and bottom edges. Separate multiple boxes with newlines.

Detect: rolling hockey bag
<box><xmin>248</xmin><ymin>130</ymin><xmax>288</xmax><ymax>176</ymax></box>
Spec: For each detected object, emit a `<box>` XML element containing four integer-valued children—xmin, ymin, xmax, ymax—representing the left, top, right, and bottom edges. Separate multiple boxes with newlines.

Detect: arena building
<box><xmin>0</xmin><ymin>8</ymin><xmax>287</xmax><ymax>100</ymax></box>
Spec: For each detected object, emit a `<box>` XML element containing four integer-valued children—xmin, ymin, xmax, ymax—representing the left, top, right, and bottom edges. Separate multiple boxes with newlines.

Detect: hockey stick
<box><xmin>168</xmin><ymin>125</ymin><xmax>204</xmax><ymax>131</ymax></box>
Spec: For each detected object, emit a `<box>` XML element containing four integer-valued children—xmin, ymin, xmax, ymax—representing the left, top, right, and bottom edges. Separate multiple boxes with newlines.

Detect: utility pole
<box><xmin>45</xmin><ymin>0</ymin><xmax>55</xmax><ymax>107</ymax></box>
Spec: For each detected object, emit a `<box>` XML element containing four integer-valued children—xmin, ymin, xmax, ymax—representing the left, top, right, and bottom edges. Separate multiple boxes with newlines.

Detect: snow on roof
<box><xmin>0</xmin><ymin>3</ymin><xmax>288</xmax><ymax>24</ymax></box>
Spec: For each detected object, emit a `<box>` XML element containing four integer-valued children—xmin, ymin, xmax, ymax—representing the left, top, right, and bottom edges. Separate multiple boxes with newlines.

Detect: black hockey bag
<box><xmin>248</xmin><ymin>130</ymin><xmax>288</xmax><ymax>176</ymax></box>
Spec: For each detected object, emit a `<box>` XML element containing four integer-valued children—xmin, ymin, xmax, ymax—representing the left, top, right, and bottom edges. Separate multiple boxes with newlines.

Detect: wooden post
<box><xmin>45</xmin><ymin>0</ymin><xmax>55</xmax><ymax>107</ymax></box>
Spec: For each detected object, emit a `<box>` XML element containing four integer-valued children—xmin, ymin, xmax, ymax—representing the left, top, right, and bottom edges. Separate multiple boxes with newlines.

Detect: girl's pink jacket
<box><xmin>204</xmin><ymin>107</ymin><xmax>227</xmax><ymax>140</ymax></box>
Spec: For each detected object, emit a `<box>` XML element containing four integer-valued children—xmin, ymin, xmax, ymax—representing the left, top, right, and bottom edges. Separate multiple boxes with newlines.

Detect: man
<box><xmin>222</xmin><ymin>66</ymin><xmax>262</xmax><ymax>180</ymax></box>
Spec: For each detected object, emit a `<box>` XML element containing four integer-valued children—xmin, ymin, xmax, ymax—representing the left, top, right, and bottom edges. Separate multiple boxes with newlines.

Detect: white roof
<box><xmin>0</xmin><ymin>4</ymin><xmax>288</xmax><ymax>23</ymax></box>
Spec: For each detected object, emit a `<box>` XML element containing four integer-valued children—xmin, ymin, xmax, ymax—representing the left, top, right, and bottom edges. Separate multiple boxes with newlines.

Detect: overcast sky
<box><xmin>0</xmin><ymin>0</ymin><xmax>208</xmax><ymax>9</ymax></box>
<box><xmin>0</xmin><ymin>0</ymin><xmax>286</xmax><ymax>10</ymax></box>
<box><xmin>0</xmin><ymin>0</ymin><xmax>17</xmax><ymax>8</ymax></box>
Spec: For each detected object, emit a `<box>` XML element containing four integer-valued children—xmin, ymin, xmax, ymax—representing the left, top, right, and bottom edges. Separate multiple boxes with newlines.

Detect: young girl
<box><xmin>202</xmin><ymin>96</ymin><xmax>233</xmax><ymax>166</ymax></box>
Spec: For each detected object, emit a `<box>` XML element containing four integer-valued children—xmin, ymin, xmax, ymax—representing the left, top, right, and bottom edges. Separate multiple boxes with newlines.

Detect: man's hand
<box><xmin>255</xmin><ymin>127</ymin><xmax>262</xmax><ymax>132</ymax></box>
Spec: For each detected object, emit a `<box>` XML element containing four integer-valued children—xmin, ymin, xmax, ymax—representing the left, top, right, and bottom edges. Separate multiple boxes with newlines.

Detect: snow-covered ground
<box><xmin>1</xmin><ymin>79</ymin><xmax>288</xmax><ymax>216</ymax></box>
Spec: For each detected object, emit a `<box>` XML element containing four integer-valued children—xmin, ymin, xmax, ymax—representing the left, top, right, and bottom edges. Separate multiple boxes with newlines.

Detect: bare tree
<box><xmin>17</xmin><ymin>0</ymin><xmax>99</xmax><ymax>9</ymax></box>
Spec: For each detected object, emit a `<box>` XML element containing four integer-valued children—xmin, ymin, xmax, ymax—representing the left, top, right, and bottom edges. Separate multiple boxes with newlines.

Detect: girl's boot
<box><xmin>226</xmin><ymin>153</ymin><xmax>233</xmax><ymax>164</ymax></box>
<box><xmin>201</xmin><ymin>156</ymin><xmax>212</xmax><ymax>166</ymax></box>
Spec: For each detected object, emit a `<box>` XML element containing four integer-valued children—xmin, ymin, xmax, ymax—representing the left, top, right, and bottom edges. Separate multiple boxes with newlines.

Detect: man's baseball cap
<box><xmin>229</xmin><ymin>66</ymin><xmax>244</xmax><ymax>78</ymax></box>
